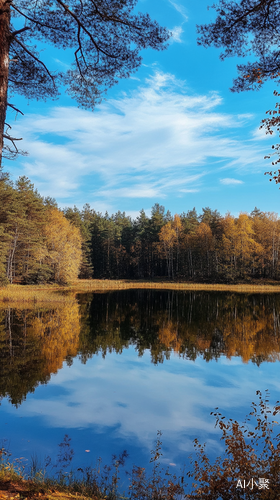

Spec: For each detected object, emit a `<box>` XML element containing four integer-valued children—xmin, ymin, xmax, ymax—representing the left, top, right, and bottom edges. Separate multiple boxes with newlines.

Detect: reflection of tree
<box><xmin>78</xmin><ymin>290</ymin><xmax>280</xmax><ymax>365</ymax></box>
<box><xmin>0</xmin><ymin>299</ymin><xmax>80</xmax><ymax>406</ymax></box>
<box><xmin>1</xmin><ymin>291</ymin><xmax>280</xmax><ymax>406</ymax></box>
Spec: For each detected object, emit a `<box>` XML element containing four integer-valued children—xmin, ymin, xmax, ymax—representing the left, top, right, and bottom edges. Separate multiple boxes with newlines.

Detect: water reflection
<box><xmin>0</xmin><ymin>290</ymin><xmax>280</xmax><ymax>471</ymax></box>
<box><xmin>78</xmin><ymin>290</ymin><xmax>280</xmax><ymax>365</ymax></box>
<box><xmin>0</xmin><ymin>299</ymin><xmax>80</xmax><ymax>406</ymax></box>
<box><xmin>1</xmin><ymin>291</ymin><xmax>280</xmax><ymax>407</ymax></box>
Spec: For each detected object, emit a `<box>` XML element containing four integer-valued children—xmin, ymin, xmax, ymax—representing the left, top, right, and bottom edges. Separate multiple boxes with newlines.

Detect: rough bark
<box><xmin>0</xmin><ymin>0</ymin><xmax>10</xmax><ymax>168</ymax></box>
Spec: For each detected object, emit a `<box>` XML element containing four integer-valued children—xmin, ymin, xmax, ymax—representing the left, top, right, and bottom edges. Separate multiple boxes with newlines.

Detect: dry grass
<box><xmin>0</xmin><ymin>478</ymin><xmax>98</xmax><ymax>499</ymax></box>
<box><xmin>1</xmin><ymin>279</ymin><xmax>280</xmax><ymax>305</ymax></box>
<box><xmin>68</xmin><ymin>279</ymin><xmax>280</xmax><ymax>294</ymax></box>
<box><xmin>0</xmin><ymin>457</ymin><xmax>99</xmax><ymax>500</ymax></box>
<box><xmin>0</xmin><ymin>285</ymin><xmax>75</xmax><ymax>305</ymax></box>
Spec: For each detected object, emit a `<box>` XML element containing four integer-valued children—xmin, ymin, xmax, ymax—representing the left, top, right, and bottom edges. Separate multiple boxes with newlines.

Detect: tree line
<box><xmin>2</xmin><ymin>173</ymin><xmax>280</xmax><ymax>284</ymax></box>
<box><xmin>64</xmin><ymin>202</ymin><xmax>280</xmax><ymax>283</ymax></box>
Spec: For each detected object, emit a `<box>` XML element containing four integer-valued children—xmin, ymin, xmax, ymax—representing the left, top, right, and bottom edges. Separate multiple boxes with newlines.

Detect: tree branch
<box><xmin>3</xmin><ymin>133</ymin><xmax>23</xmax><ymax>141</ymax></box>
<box><xmin>11</xmin><ymin>3</ymin><xmax>62</xmax><ymax>32</ymax></box>
<box><xmin>55</xmin><ymin>0</ymin><xmax>119</xmax><ymax>59</ymax></box>
<box><xmin>10</xmin><ymin>26</ymin><xmax>30</xmax><ymax>38</ymax></box>
<box><xmin>90</xmin><ymin>0</ymin><xmax>142</xmax><ymax>31</ymax></box>
<box><xmin>13</xmin><ymin>36</ymin><xmax>56</xmax><ymax>85</ymax></box>
<box><xmin>7</xmin><ymin>103</ymin><xmax>24</xmax><ymax>115</ymax></box>
<box><xmin>224</xmin><ymin>0</ymin><xmax>274</xmax><ymax>31</ymax></box>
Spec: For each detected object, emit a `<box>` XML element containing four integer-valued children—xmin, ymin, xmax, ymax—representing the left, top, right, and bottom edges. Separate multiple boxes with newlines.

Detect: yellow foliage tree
<box><xmin>159</xmin><ymin>222</ymin><xmax>176</xmax><ymax>278</ymax></box>
<box><xmin>252</xmin><ymin>212</ymin><xmax>280</xmax><ymax>277</ymax></box>
<box><xmin>159</xmin><ymin>215</ymin><xmax>182</xmax><ymax>278</ymax></box>
<box><xmin>194</xmin><ymin>222</ymin><xmax>213</xmax><ymax>277</ymax></box>
<box><xmin>44</xmin><ymin>208</ymin><xmax>82</xmax><ymax>284</ymax></box>
<box><xmin>222</xmin><ymin>212</ymin><xmax>263</xmax><ymax>279</ymax></box>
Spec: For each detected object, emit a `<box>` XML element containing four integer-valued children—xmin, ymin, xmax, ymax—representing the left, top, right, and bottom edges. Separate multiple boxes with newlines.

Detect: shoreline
<box><xmin>1</xmin><ymin>278</ymin><xmax>280</xmax><ymax>304</ymax></box>
<box><xmin>0</xmin><ymin>478</ymin><xmax>95</xmax><ymax>500</ymax></box>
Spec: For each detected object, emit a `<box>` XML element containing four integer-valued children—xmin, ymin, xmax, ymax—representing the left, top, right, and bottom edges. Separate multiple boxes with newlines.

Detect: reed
<box><xmin>1</xmin><ymin>279</ymin><xmax>280</xmax><ymax>306</ymax></box>
<box><xmin>68</xmin><ymin>279</ymin><xmax>280</xmax><ymax>294</ymax></box>
<box><xmin>0</xmin><ymin>285</ymin><xmax>75</xmax><ymax>305</ymax></box>
<box><xmin>0</xmin><ymin>451</ymin><xmax>99</xmax><ymax>500</ymax></box>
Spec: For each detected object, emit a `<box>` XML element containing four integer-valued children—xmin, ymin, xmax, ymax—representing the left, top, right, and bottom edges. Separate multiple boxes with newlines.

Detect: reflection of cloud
<box><xmin>10</xmin><ymin>349</ymin><xmax>280</xmax><ymax>461</ymax></box>
<box><xmin>220</xmin><ymin>178</ymin><xmax>244</xmax><ymax>185</ymax></box>
<box><xmin>11</xmin><ymin>71</ymin><xmax>266</xmax><ymax>208</ymax></box>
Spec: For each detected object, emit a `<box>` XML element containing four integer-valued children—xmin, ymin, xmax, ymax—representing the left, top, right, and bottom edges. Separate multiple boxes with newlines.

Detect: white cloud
<box><xmin>179</xmin><ymin>188</ymin><xmax>200</xmax><ymax>193</ymax></box>
<box><xmin>251</xmin><ymin>126</ymin><xmax>273</xmax><ymax>141</ymax></box>
<box><xmin>11</xmin><ymin>71</ymin><xmax>265</xmax><ymax>209</ymax></box>
<box><xmin>170</xmin><ymin>26</ymin><xmax>184</xmax><ymax>43</ymax></box>
<box><xmin>220</xmin><ymin>178</ymin><xmax>244</xmax><ymax>185</ymax></box>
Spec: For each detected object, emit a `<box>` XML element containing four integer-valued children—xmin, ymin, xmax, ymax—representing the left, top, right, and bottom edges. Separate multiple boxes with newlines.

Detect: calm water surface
<box><xmin>0</xmin><ymin>290</ymin><xmax>280</xmax><ymax>477</ymax></box>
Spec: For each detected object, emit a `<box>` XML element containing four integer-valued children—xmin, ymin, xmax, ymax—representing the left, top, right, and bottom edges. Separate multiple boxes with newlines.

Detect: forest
<box><xmin>0</xmin><ymin>174</ymin><xmax>82</xmax><ymax>285</ymax></box>
<box><xmin>2</xmin><ymin>173</ymin><xmax>280</xmax><ymax>284</ymax></box>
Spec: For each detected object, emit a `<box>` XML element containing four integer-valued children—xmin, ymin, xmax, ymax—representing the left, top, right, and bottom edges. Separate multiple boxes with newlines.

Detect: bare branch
<box><xmin>3</xmin><ymin>133</ymin><xmax>23</xmax><ymax>141</ymax></box>
<box><xmin>7</xmin><ymin>103</ymin><xmax>24</xmax><ymax>115</ymax></box>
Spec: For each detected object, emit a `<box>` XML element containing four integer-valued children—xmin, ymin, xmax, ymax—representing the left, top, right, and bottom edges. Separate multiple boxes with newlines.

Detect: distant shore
<box><xmin>1</xmin><ymin>278</ymin><xmax>280</xmax><ymax>304</ymax></box>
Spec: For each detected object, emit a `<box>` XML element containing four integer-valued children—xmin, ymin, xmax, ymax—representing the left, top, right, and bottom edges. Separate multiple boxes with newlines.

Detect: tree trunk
<box><xmin>0</xmin><ymin>0</ymin><xmax>10</xmax><ymax>168</ymax></box>
<box><xmin>6</xmin><ymin>227</ymin><xmax>19</xmax><ymax>283</ymax></box>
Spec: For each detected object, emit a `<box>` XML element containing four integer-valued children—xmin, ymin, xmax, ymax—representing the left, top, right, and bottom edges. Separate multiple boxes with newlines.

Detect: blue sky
<box><xmin>6</xmin><ymin>0</ymin><xmax>280</xmax><ymax>218</ymax></box>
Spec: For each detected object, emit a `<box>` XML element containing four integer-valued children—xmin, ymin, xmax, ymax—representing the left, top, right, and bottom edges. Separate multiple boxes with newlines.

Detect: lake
<box><xmin>0</xmin><ymin>289</ymin><xmax>280</xmax><ymax>488</ymax></box>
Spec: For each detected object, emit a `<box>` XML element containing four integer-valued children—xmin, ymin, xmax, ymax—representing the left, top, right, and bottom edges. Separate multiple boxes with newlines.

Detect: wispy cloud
<box><xmin>168</xmin><ymin>0</ymin><xmax>188</xmax><ymax>21</ymax></box>
<box><xmin>220</xmin><ymin>178</ymin><xmax>244</xmax><ymax>185</ymax></box>
<box><xmin>11</xmin><ymin>71</ymin><xmax>265</xmax><ymax>210</ymax></box>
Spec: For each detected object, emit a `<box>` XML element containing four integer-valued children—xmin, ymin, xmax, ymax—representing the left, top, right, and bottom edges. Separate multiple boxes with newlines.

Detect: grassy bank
<box><xmin>0</xmin><ymin>285</ymin><xmax>75</xmax><ymax>305</ymax></box>
<box><xmin>69</xmin><ymin>278</ymin><xmax>280</xmax><ymax>293</ymax></box>
<box><xmin>1</xmin><ymin>279</ymin><xmax>280</xmax><ymax>305</ymax></box>
<box><xmin>0</xmin><ymin>478</ymin><xmax>95</xmax><ymax>499</ymax></box>
<box><xmin>0</xmin><ymin>454</ymin><xmax>103</xmax><ymax>500</ymax></box>
<box><xmin>0</xmin><ymin>462</ymin><xmax>97</xmax><ymax>500</ymax></box>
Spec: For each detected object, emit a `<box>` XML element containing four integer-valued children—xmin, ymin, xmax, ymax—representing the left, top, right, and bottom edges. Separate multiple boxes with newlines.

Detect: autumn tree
<box><xmin>194</xmin><ymin>222</ymin><xmax>213</xmax><ymax>278</ymax></box>
<box><xmin>63</xmin><ymin>205</ymin><xmax>93</xmax><ymax>278</ymax></box>
<box><xmin>180</xmin><ymin>208</ymin><xmax>199</xmax><ymax>279</ymax></box>
<box><xmin>251</xmin><ymin>211</ymin><xmax>280</xmax><ymax>278</ymax></box>
<box><xmin>0</xmin><ymin>0</ymin><xmax>170</xmax><ymax>165</ymax></box>
<box><xmin>158</xmin><ymin>214</ymin><xmax>182</xmax><ymax>278</ymax></box>
<box><xmin>44</xmin><ymin>207</ymin><xmax>82</xmax><ymax>284</ymax></box>
<box><xmin>159</xmin><ymin>222</ymin><xmax>176</xmax><ymax>278</ymax></box>
<box><xmin>221</xmin><ymin>212</ymin><xmax>261</xmax><ymax>280</ymax></box>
